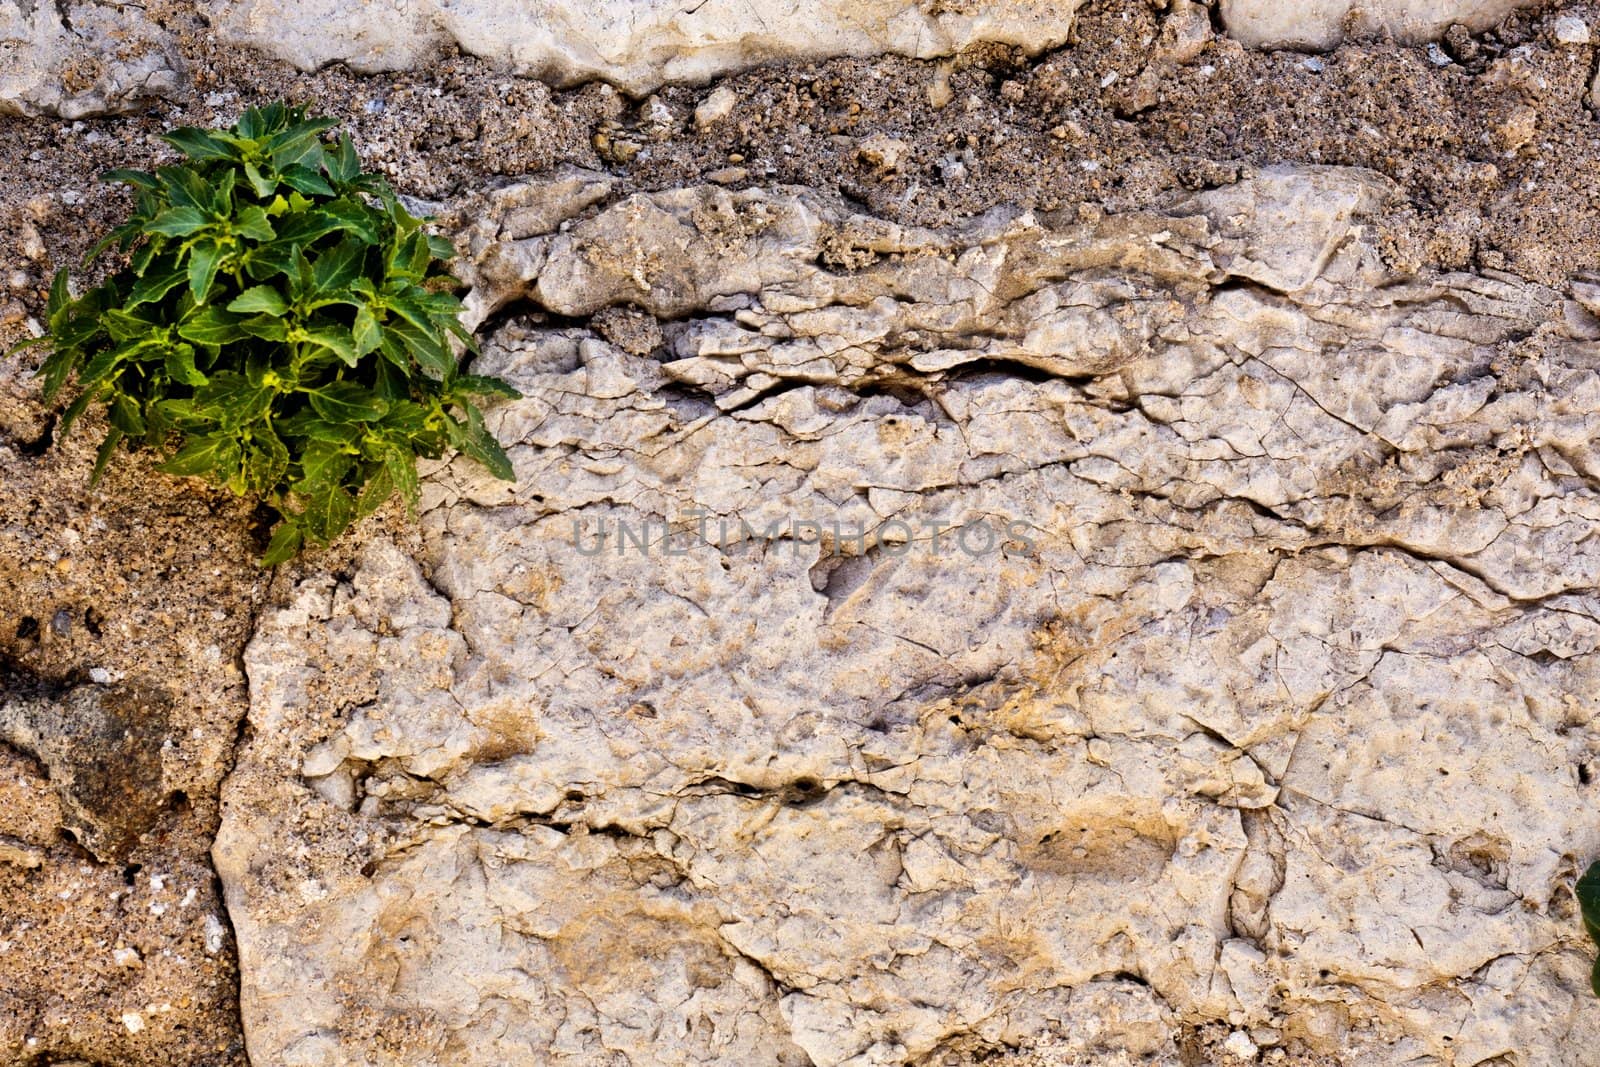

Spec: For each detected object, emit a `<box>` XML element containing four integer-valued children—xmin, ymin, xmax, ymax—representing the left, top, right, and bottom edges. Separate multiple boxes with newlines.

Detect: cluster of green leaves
<box><xmin>1581</xmin><ymin>860</ymin><xmax>1600</xmax><ymax>997</ymax></box>
<box><xmin>10</xmin><ymin>102</ymin><xmax>518</xmax><ymax>564</ymax></box>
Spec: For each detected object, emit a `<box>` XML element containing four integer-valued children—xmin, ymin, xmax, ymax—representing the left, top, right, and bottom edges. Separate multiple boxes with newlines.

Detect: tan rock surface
<box><xmin>215</xmin><ymin>165</ymin><xmax>1600</xmax><ymax>1065</ymax></box>
<box><xmin>205</xmin><ymin>0</ymin><xmax>1083</xmax><ymax>94</ymax></box>
<box><xmin>0</xmin><ymin>1</ymin><xmax>182</xmax><ymax>118</ymax></box>
<box><xmin>1219</xmin><ymin>0</ymin><xmax>1546</xmax><ymax>50</ymax></box>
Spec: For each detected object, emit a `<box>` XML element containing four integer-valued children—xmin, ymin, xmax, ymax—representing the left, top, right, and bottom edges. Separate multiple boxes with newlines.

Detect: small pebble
<box><xmin>50</xmin><ymin>609</ymin><xmax>72</xmax><ymax>637</ymax></box>
<box><xmin>1224</xmin><ymin>1030</ymin><xmax>1259</xmax><ymax>1060</ymax></box>
<box><xmin>857</xmin><ymin>134</ymin><xmax>908</xmax><ymax>171</ymax></box>
<box><xmin>1555</xmin><ymin>15</ymin><xmax>1589</xmax><ymax>44</ymax></box>
<box><xmin>120</xmin><ymin>1012</ymin><xmax>145</xmax><ymax>1034</ymax></box>
<box><xmin>693</xmin><ymin>84</ymin><xmax>737</xmax><ymax>129</ymax></box>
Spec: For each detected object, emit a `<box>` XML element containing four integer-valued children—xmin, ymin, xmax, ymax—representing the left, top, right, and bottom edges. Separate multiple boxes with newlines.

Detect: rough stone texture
<box><xmin>0</xmin><ymin>1</ymin><xmax>182</xmax><ymax>118</ymax></box>
<box><xmin>1219</xmin><ymin>0</ymin><xmax>1545</xmax><ymax>49</ymax></box>
<box><xmin>206</xmin><ymin>0</ymin><xmax>1084</xmax><ymax>94</ymax></box>
<box><xmin>0</xmin><ymin>673</ymin><xmax>171</xmax><ymax>861</ymax></box>
<box><xmin>216</xmin><ymin>165</ymin><xmax>1600</xmax><ymax>1065</ymax></box>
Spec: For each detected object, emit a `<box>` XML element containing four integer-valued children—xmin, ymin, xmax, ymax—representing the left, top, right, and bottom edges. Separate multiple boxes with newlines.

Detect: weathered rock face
<box><xmin>0</xmin><ymin>1</ymin><xmax>181</xmax><ymax>117</ymax></box>
<box><xmin>206</xmin><ymin>0</ymin><xmax>1083</xmax><ymax>94</ymax></box>
<box><xmin>215</xmin><ymin>165</ymin><xmax>1600</xmax><ymax>1066</ymax></box>
<box><xmin>1220</xmin><ymin>0</ymin><xmax>1543</xmax><ymax>50</ymax></box>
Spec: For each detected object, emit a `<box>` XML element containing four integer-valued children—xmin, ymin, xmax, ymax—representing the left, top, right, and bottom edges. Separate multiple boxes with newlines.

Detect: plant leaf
<box><xmin>147</xmin><ymin>206</ymin><xmax>210</xmax><ymax>237</ymax></box>
<box><xmin>260</xmin><ymin>521</ymin><xmax>304</xmax><ymax>567</ymax></box>
<box><xmin>164</xmin><ymin>343</ymin><xmax>210</xmax><ymax>387</ymax></box>
<box><xmin>162</xmin><ymin>127</ymin><xmax>239</xmax><ymax>161</ymax></box>
<box><xmin>125</xmin><ymin>266</ymin><xmax>188</xmax><ymax>309</ymax></box>
<box><xmin>452</xmin><ymin>374</ymin><xmax>521</xmax><ymax>400</ymax></box>
<box><xmin>228</xmin><ymin>285</ymin><xmax>289</xmax><ymax>316</ymax></box>
<box><xmin>280</xmin><ymin>164</ymin><xmax>336</xmax><ymax>197</ymax></box>
<box><xmin>303</xmin><ymin>327</ymin><xmax>358</xmax><ymax>367</ymax></box>
<box><xmin>352</xmin><ymin>305</ymin><xmax>382</xmax><ymax>356</ymax></box>
<box><xmin>158</xmin><ymin>433</ymin><xmax>241</xmax><ymax>478</ymax></box>
<box><xmin>304</xmin><ymin>381</ymin><xmax>389</xmax><ymax>423</ymax></box>
<box><xmin>445</xmin><ymin>405</ymin><xmax>515</xmax><ymax>481</ymax></box>
<box><xmin>233</xmin><ymin>204</ymin><xmax>277</xmax><ymax>242</ymax></box>
<box><xmin>187</xmin><ymin>239</ymin><xmax>225</xmax><ymax>301</ymax></box>
<box><xmin>102</xmin><ymin>168</ymin><xmax>160</xmax><ymax>190</ymax></box>
<box><xmin>177</xmin><ymin>305</ymin><xmax>247</xmax><ymax>347</ymax></box>
<box><xmin>90</xmin><ymin>428</ymin><xmax>125</xmax><ymax>487</ymax></box>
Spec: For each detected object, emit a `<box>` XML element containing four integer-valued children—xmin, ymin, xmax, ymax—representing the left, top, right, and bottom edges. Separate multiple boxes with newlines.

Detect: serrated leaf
<box><xmin>146</xmin><ymin>206</ymin><xmax>210</xmax><ymax>238</ymax></box>
<box><xmin>58</xmin><ymin>389</ymin><xmax>97</xmax><ymax>438</ymax></box>
<box><xmin>102</xmin><ymin>168</ymin><xmax>160</xmax><ymax>190</ymax></box>
<box><xmin>164</xmin><ymin>343</ymin><xmax>209</xmax><ymax>387</ymax></box>
<box><xmin>355</xmin><ymin>460</ymin><xmax>396</xmax><ymax>520</ymax></box>
<box><xmin>327</xmin><ymin>134</ymin><xmax>360</xmax><ymax>184</ymax></box>
<box><xmin>304</xmin><ymin>327</ymin><xmax>358</xmax><ymax>367</ymax></box>
<box><xmin>265</xmin><ymin>116</ymin><xmax>337</xmax><ymax>157</ymax></box>
<box><xmin>124</xmin><ymin>265</ymin><xmax>187</xmax><ymax>309</ymax></box>
<box><xmin>260</xmin><ymin>521</ymin><xmax>304</xmax><ymax>567</ymax></box>
<box><xmin>271</xmin><ymin>210</ymin><xmax>349</xmax><ymax>247</ymax></box>
<box><xmin>233</xmin><ymin>204</ymin><xmax>277</xmax><ymax>243</ymax></box>
<box><xmin>318</xmin><ymin>199</ymin><xmax>382</xmax><ymax>244</ymax></box>
<box><xmin>157</xmin><ymin>166</ymin><xmax>213</xmax><ymax>211</ymax></box>
<box><xmin>245</xmin><ymin>426</ymin><xmax>291</xmax><ymax>494</ymax></box>
<box><xmin>228</xmin><ymin>285</ymin><xmax>289</xmax><ymax>316</ymax></box>
<box><xmin>83</xmin><ymin>220</ymin><xmax>143</xmax><ymax>265</ymax></box>
<box><xmin>385</xmin><ymin>318</ymin><xmax>453</xmax><ymax>379</ymax></box>
<box><xmin>352</xmin><ymin>305</ymin><xmax>382</xmax><ymax>356</ymax></box>
<box><xmin>90</xmin><ymin>428</ymin><xmax>124</xmax><ymax>487</ymax></box>
<box><xmin>177</xmin><ymin>305</ymin><xmax>247</xmax><ymax>348</ymax></box>
<box><xmin>303</xmin><ymin>482</ymin><xmax>356</xmax><ymax>543</ymax></box>
<box><xmin>296</xmin><ymin>438</ymin><xmax>354</xmax><ymax>494</ymax></box>
<box><xmin>158</xmin><ymin>433</ymin><xmax>240</xmax><ymax>478</ymax></box>
<box><xmin>194</xmin><ymin>371</ymin><xmax>273</xmax><ymax>428</ymax></box>
<box><xmin>384</xmin><ymin>443</ymin><xmax>419</xmax><ymax>510</ymax></box>
<box><xmin>162</xmin><ymin>127</ymin><xmax>239</xmax><ymax>161</ymax></box>
<box><xmin>445</xmin><ymin>405</ymin><xmax>515</xmax><ymax>481</ymax></box>
<box><xmin>130</xmin><ymin>242</ymin><xmax>159</xmax><ymax>277</ymax></box>
<box><xmin>280</xmin><ymin>164</ymin><xmax>335</xmax><ymax>197</ymax></box>
<box><xmin>243</xmin><ymin>160</ymin><xmax>277</xmax><ymax>198</ymax></box>
<box><xmin>46</xmin><ymin>267</ymin><xmax>70</xmax><ymax>319</ymax></box>
<box><xmin>187</xmin><ymin>240</ymin><xmax>224</xmax><ymax>301</ymax></box>
<box><xmin>209</xmin><ymin>168</ymin><xmax>237</xmax><ymax>216</ymax></box>
<box><xmin>452</xmin><ymin>374</ymin><xmax>521</xmax><ymax>400</ymax></box>
<box><xmin>312</xmin><ymin>238</ymin><xmax>366</xmax><ymax>294</ymax></box>
<box><xmin>109</xmin><ymin>393</ymin><xmax>146</xmax><ymax>436</ymax></box>
<box><xmin>305</xmin><ymin>380</ymin><xmax>389</xmax><ymax>423</ymax></box>
<box><xmin>241</xmin><ymin>240</ymin><xmax>301</xmax><ymax>282</ymax></box>
<box><xmin>239</xmin><ymin>315</ymin><xmax>289</xmax><ymax>342</ymax></box>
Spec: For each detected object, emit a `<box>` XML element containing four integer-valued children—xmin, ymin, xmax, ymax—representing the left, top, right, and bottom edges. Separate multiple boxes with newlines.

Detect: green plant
<box><xmin>1581</xmin><ymin>859</ymin><xmax>1600</xmax><ymax>997</ymax></box>
<box><xmin>7</xmin><ymin>102</ymin><xmax>517</xmax><ymax>564</ymax></box>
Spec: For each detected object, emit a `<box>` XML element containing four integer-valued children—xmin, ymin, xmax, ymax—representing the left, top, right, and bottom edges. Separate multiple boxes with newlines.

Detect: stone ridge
<box><xmin>204</xmin><ymin>0</ymin><xmax>1084</xmax><ymax>94</ymax></box>
<box><xmin>214</xmin><ymin>166</ymin><xmax>1600</xmax><ymax>1065</ymax></box>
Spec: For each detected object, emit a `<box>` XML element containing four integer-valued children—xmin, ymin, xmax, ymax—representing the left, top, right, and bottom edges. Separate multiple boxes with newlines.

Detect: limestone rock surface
<box><xmin>1220</xmin><ymin>0</ymin><xmax>1543</xmax><ymax>50</ymax></box>
<box><xmin>215</xmin><ymin>166</ymin><xmax>1600</xmax><ymax>1065</ymax></box>
<box><xmin>0</xmin><ymin>1</ymin><xmax>181</xmax><ymax>118</ymax></box>
<box><xmin>205</xmin><ymin>0</ymin><xmax>1081</xmax><ymax>93</ymax></box>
